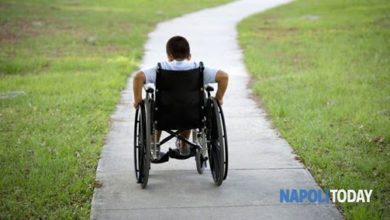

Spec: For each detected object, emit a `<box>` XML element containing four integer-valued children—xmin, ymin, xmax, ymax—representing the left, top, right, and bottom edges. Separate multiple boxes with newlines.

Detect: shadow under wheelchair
<box><xmin>144</xmin><ymin>169</ymin><xmax>222</xmax><ymax>191</ymax></box>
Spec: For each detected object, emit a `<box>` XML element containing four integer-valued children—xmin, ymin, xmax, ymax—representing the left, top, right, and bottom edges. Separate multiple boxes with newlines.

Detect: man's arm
<box><xmin>133</xmin><ymin>71</ymin><xmax>146</xmax><ymax>108</ymax></box>
<box><xmin>215</xmin><ymin>70</ymin><xmax>229</xmax><ymax>105</ymax></box>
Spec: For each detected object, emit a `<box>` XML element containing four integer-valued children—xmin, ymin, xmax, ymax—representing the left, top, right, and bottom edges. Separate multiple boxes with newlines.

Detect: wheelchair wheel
<box><xmin>193</xmin><ymin>129</ymin><xmax>207</xmax><ymax>174</ymax></box>
<box><xmin>133</xmin><ymin>101</ymin><xmax>151</xmax><ymax>189</ymax></box>
<box><xmin>216</xmin><ymin>100</ymin><xmax>228</xmax><ymax>180</ymax></box>
<box><xmin>195</xmin><ymin>148</ymin><xmax>207</xmax><ymax>174</ymax></box>
<box><xmin>207</xmin><ymin>99</ymin><xmax>225</xmax><ymax>186</ymax></box>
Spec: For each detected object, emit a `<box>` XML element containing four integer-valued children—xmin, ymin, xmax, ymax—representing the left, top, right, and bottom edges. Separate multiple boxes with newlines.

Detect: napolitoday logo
<box><xmin>280</xmin><ymin>189</ymin><xmax>373</xmax><ymax>203</ymax></box>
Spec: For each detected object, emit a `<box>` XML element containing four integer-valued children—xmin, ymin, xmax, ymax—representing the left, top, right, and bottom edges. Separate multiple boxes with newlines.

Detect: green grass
<box><xmin>238</xmin><ymin>0</ymin><xmax>389</xmax><ymax>219</ymax></box>
<box><xmin>0</xmin><ymin>0</ymin><xmax>231</xmax><ymax>218</ymax></box>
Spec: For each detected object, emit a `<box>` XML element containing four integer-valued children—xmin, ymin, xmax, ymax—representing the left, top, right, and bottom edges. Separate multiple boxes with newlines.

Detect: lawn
<box><xmin>0</xmin><ymin>0</ymin><xmax>231</xmax><ymax>218</ymax></box>
<box><xmin>238</xmin><ymin>0</ymin><xmax>389</xmax><ymax>219</ymax></box>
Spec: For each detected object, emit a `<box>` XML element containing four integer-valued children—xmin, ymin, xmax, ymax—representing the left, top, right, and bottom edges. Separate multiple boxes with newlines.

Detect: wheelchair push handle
<box><xmin>143</xmin><ymin>84</ymin><xmax>155</xmax><ymax>93</ymax></box>
<box><xmin>206</xmin><ymin>85</ymin><xmax>214</xmax><ymax>92</ymax></box>
<box><xmin>205</xmin><ymin>84</ymin><xmax>214</xmax><ymax>97</ymax></box>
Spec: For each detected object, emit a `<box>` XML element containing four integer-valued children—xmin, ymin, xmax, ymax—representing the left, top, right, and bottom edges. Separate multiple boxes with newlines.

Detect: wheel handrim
<box><xmin>133</xmin><ymin>102</ymin><xmax>150</xmax><ymax>188</ymax></box>
<box><xmin>134</xmin><ymin>108</ymin><xmax>141</xmax><ymax>182</ymax></box>
<box><xmin>216</xmin><ymin>101</ymin><xmax>228</xmax><ymax>180</ymax></box>
<box><xmin>207</xmin><ymin>99</ymin><xmax>225</xmax><ymax>185</ymax></box>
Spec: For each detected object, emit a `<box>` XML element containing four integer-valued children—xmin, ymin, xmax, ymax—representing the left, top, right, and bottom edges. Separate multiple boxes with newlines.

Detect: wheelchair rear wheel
<box><xmin>134</xmin><ymin>101</ymin><xmax>151</xmax><ymax>189</ymax></box>
<box><xmin>216</xmin><ymin>100</ymin><xmax>228</xmax><ymax>180</ymax></box>
<box><xmin>207</xmin><ymin>99</ymin><xmax>225</xmax><ymax>186</ymax></box>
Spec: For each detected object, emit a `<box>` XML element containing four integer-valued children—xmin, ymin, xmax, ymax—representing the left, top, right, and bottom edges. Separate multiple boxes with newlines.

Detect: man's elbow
<box><xmin>217</xmin><ymin>70</ymin><xmax>229</xmax><ymax>83</ymax></box>
<box><xmin>134</xmin><ymin>71</ymin><xmax>146</xmax><ymax>83</ymax></box>
<box><xmin>222</xmin><ymin>72</ymin><xmax>229</xmax><ymax>82</ymax></box>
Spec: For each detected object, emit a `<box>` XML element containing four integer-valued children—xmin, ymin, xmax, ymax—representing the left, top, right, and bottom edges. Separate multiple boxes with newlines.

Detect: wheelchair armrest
<box><xmin>206</xmin><ymin>85</ymin><xmax>214</xmax><ymax>92</ymax></box>
<box><xmin>143</xmin><ymin>84</ymin><xmax>155</xmax><ymax>93</ymax></box>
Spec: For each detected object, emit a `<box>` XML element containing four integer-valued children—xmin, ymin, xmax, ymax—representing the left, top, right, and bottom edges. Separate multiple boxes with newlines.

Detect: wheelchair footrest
<box><xmin>151</xmin><ymin>152</ymin><xmax>170</xmax><ymax>164</ymax></box>
<box><xmin>150</xmin><ymin>147</ymin><xmax>196</xmax><ymax>164</ymax></box>
<box><xmin>168</xmin><ymin>147</ymin><xmax>196</xmax><ymax>160</ymax></box>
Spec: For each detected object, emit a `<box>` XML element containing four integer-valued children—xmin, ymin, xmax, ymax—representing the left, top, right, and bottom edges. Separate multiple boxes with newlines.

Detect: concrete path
<box><xmin>91</xmin><ymin>0</ymin><xmax>343</xmax><ymax>219</ymax></box>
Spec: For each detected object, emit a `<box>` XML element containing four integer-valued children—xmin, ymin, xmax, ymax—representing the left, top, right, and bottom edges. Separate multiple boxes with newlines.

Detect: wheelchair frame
<box><xmin>134</xmin><ymin>63</ymin><xmax>228</xmax><ymax>188</ymax></box>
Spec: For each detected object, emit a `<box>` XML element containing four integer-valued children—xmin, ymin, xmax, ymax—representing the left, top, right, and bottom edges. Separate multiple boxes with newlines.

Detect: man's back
<box><xmin>141</xmin><ymin>60</ymin><xmax>217</xmax><ymax>85</ymax></box>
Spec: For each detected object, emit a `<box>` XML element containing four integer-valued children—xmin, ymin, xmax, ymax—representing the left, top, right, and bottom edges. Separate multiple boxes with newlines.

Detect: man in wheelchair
<box><xmin>132</xmin><ymin>36</ymin><xmax>229</xmax><ymax>187</ymax></box>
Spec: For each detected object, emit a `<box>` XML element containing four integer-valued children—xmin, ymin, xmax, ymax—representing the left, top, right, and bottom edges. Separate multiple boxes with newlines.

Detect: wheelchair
<box><xmin>133</xmin><ymin>62</ymin><xmax>228</xmax><ymax>188</ymax></box>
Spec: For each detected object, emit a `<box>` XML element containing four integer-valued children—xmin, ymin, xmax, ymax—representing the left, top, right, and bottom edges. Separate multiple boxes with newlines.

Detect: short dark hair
<box><xmin>166</xmin><ymin>36</ymin><xmax>190</xmax><ymax>59</ymax></box>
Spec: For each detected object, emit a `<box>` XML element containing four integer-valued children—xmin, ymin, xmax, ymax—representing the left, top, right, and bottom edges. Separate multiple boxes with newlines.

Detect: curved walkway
<box><xmin>91</xmin><ymin>0</ymin><xmax>343</xmax><ymax>219</ymax></box>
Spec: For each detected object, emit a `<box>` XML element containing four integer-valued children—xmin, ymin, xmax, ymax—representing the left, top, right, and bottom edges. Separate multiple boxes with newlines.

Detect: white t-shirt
<box><xmin>141</xmin><ymin>60</ymin><xmax>218</xmax><ymax>85</ymax></box>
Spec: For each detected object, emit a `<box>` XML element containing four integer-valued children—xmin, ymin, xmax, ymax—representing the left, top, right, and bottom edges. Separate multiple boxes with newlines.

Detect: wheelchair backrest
<box><xmin>154</xmin><ymin>62</ymin><xmax>204</xmax><ymax>130</ymax></box>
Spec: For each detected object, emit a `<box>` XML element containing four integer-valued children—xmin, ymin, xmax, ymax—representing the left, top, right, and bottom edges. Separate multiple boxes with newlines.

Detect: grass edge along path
<box><xmin>238</xmin><ymin>0</ymin><xmax>390</xmax><ymax>219</ymax></box>
<box><xmin>0</xmin><ymin>0</ymin><xmax>232</xmax><ymax>218</ymax></box>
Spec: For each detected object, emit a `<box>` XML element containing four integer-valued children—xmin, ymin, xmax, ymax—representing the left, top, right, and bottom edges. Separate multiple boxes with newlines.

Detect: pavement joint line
<box><xmin>225</xmin><ymin>167</ymin><xmax>305</xmax><ymax>170</ymax></box>
<box><xmin>150</xmin><ymin>167</ymin><xmax>306</xmax><ymax>171</ymax></box>
<box><xmin>96</xmin><ymin>167</ymin><xmax>306</xmax><ymax>174</ymax></box>
<box><xmin>95</xmin><ymin>203</ymin><xmax>338</xmax><ymax>211</ymax></box>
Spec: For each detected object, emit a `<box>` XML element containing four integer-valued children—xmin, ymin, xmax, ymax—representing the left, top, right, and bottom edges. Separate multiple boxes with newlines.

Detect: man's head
<box><xmin>166</xmin><ymin>36</ymin><xmax>191</xmax><ymax>61</ymax></box>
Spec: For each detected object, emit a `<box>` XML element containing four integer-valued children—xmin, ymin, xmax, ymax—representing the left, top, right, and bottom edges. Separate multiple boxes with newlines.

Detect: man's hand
<box><xmin>215</xmin><ymin>96</ymin><xmax>224</xmax><ymax>105</ymax></box>
<box><xmin>133</xmin><ymin>99</ymin><xmax>142</xmax><ymax>108</ymax></box>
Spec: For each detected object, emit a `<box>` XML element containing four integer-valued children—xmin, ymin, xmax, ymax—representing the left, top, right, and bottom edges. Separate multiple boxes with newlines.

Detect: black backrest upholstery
<box><xmin>154</xmin><ymin>62</ymin><xmax>204</xmax><ymax>130</ymax></box>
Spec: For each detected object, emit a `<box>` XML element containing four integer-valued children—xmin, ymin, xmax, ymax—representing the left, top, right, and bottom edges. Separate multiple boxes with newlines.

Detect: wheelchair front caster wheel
<box><xmin>195</xmin><ymin>148</ymin><xmax>207</xmax><ymax>174</ymax></box>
